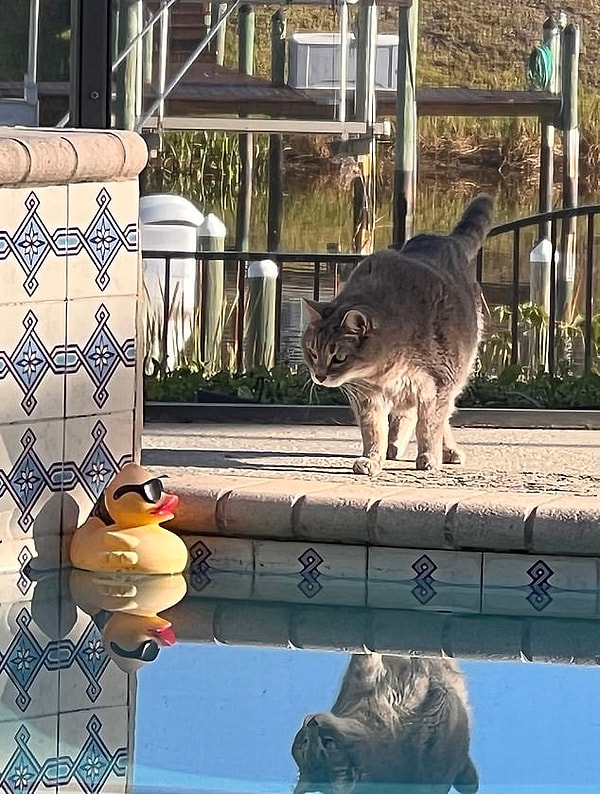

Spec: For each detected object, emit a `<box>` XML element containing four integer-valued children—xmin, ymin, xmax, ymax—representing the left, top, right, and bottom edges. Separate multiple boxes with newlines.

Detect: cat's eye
<box><xmin>320</xmin><ymin>735</ymin><xmax>337</xmax><ymax>749</ymax></box>
<box><xmin>331</xmin><ymin>353</ymin><xmax>347</xmax><ymax>365</ymax></box>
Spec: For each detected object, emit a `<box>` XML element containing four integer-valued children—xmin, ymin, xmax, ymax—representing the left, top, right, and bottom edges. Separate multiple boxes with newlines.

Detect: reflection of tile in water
<box><xmin>253</xmin><ymin>539</ymin><xmax>367</xmax><ymax>606</ymax></box>
<box><xmin>57</xmin><ymin>707</ymin><xmax>129</xmax><ymax>794</ymax></box>
<box><xmin>368</xmin><ymin>547</ymin><xmax>482</xmax><ymax>613</ymax></box>
<box><xmin>482</xmin><ymin>552</ymin><xmax>599</xmax><ymax>618</ymax></box>
<box><xmin>58</xmin><ymin>611</ymin><xmax>130</xmax><ymax>714</ymax></box>
<box><xmin>0</xmin><ymin>714</ymin><xmax>59</xmax><ymax>790</ymax></box>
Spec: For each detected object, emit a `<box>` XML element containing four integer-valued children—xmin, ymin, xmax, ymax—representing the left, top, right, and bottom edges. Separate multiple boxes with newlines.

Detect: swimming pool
<box><xmin>5</xmin><ymin>557</ymin><xmax>600</xmax><ymax>794</ymax></box>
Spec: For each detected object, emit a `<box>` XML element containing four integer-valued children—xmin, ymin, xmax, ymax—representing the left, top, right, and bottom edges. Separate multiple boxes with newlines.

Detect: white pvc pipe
<box><xmin>27</xmin><ymin>0</ymin><xmax>40</xmax><ymax>85</ymax></box>
<box><xmin>338</xmin><ymin>0</ymin><xmax>348</xmax><ymax>126</ymax></box>
<box><xmin>158</xmin><ymin>0</ymin><xmax>169</xmax><ymax>125</ymax></box>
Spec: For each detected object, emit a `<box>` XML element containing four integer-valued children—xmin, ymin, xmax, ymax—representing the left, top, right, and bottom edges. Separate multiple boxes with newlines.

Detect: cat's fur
<box><xmin>292</xmin><ymin>654</ymin><xmax>479</xmax><ymax>794</ymax></box>
<box><xmin>301</xmin><ymin>195</ymin><xmax>494</xmax><ymax>474</ymax></box>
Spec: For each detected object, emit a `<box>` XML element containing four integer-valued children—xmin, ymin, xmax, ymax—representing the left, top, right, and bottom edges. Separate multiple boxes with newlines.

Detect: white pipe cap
<box><xmin>248</xmin><ymin>259</ymin><xmax>279</xmax><ymax>278</ymax></box>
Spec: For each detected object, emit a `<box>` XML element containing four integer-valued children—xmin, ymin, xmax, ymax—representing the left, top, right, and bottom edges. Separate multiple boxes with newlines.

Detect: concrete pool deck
<box><xmin>142</xmin><ymin>421</ymin><xmax>600</xmax><ymax>556</ymax></box>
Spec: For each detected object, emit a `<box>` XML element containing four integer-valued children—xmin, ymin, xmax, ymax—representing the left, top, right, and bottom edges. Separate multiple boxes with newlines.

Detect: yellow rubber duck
<box><xmin>69</xmin><ymin>463</ymin><xmax>189</xmax><ymax>574</ymax></box>
<box><xmin>69</xmin><ymin>569</ymin><xmax>187</xmax><ymax>672</ymax></box>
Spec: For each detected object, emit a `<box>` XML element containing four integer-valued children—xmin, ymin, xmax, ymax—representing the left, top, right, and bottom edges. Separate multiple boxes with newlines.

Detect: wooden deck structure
<box><xmin>0</xmin><ymin>74</ymin><xmax>562</xmax><ymax>124</ymax></box>
<box><xmin>0</xmin><ymin>0</ymin><xmax>562</xmax><ymax>129</ymax></box>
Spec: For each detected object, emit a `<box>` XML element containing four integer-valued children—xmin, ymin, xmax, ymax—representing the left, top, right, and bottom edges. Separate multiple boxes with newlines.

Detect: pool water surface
<box><xmin>4</xmin><ymin>565</ymin><xmax>600</xmax><ymax>794</ymax></box>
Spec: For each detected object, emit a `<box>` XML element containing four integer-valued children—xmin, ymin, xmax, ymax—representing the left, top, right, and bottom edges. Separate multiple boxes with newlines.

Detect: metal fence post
<box><xmin>70</xmin><ymin>0</ymin><xmax>112</xmax><ymax>128</ymax></box>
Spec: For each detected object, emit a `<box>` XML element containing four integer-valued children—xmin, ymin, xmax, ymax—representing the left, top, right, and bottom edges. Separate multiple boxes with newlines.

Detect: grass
<box><xmin>220</xmin><ymin>0</ymin><xmax>600</xmax><ymax>165</ymax></box>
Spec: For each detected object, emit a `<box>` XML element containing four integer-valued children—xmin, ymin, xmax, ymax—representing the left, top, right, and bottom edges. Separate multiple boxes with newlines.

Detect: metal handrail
<box><xmin>478</xmin><ymin>203</ymin><xmax>600</xmax><ymax>377</ymax></box>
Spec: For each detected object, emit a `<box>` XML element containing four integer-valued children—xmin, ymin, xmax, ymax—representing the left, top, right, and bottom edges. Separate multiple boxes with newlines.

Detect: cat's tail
<box><xmin>451</xmin><ymin>194</ymin><xmax>494</xmax><ymax>260</ymax></box>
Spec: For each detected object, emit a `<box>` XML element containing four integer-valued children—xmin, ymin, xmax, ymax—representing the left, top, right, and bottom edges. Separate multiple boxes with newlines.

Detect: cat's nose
<box><xmin>314</xmin><ymin>372</ymin><xmax>327</xmax><ymax>383</ymax></box>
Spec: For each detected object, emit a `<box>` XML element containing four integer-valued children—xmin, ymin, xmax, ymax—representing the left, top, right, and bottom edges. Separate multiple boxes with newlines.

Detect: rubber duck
<box><xmin>69</xmin><ymin>463</ymin><xmax>189</xmax><ymax>574</ymax></box>
<box><xmin>69</xmin><ymin>569</ymin><xmax>187</xmax><ymax>672</ymax></box>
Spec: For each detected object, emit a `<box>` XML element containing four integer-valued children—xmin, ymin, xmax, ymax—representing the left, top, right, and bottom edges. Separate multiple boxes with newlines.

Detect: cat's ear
<box><xmin>302</xmin><ymin>298</ymin><xmax>326</xmax><ymax>323</ymax></box>
<box><xmin>341</xmin><ymin>308</ymin><xmax>373</xmax><ymax>336</ymax></box>
<box><xmin>454</xmin><ymin>755</ymin><xmax>479</xmax><ymax>794</ymax></box>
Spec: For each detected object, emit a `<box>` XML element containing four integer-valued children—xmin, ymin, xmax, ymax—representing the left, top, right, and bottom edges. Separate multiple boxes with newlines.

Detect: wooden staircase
<box><xmin>146</xmin><ymin>0</ymin><xmax>215</xmax><ymax>67</ymax></box>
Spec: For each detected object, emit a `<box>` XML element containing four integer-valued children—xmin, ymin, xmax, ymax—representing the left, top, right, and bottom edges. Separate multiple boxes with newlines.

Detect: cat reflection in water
<box><xmin>292</xmin><ymin>654</ymin><xmax>478</xmax><ymax>794</ymax></box>
<box><xmin>301</xmin><ymin>195</ymin><xmax>494</xmax><ymax>475</ymax></box>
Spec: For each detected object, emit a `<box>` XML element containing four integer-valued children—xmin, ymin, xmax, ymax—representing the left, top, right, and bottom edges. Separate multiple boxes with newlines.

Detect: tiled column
<box><xmin>0</xmin><ymin>128</ymin><xmax>147</xmax><ymax>579</ymax></box>
<box><xmin>0</xmin><ymin>128</ymin><xmax>146</xmax><ymax>793</ymax></box>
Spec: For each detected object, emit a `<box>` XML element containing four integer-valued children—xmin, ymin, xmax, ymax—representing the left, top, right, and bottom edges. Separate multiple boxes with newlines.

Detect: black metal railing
<box><xmin>141</xmin><ymin>250</ymin><xmax>362</xmax><ymax>375</ymax></box>
<box><xmin>142</xmin><ymin>203</ymin><xmax>600</xmax><ymax>378</ymax></box>
<box><xmin>478</xmin><ymin>203</ymin><xmax>600</xmax><ymax>376</ymax></box>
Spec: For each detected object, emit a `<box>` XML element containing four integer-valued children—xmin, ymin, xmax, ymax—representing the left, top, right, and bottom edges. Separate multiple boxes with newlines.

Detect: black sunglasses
<box><xmin>112</xmin><ymin>477</ymin><xmax>166</xmax><ymax>504</ymax></box>
<box><xmin>110</xmin><ymin>639</ymin><xmax>160</xmax><ymax>662</ymax></box>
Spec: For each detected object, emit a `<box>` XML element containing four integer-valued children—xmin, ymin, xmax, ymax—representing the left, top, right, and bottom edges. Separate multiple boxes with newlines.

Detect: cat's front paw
<box><xmin>353</xmin><ymin>456</ymin><xmax>382</xmax><ymax>476</ymax></box>
<box><xmin>386</xmin><ymin>442</ymin><xmax>398</xmax><ymax>460</ymax></box>
<box><xmin>443</xmin><ymin>446</ymin><xmax>464</xmax><ymax>465</ymax></box>
<box><xmin>415</xmin><ymin>452</ymin><xmax>440</xmax><ymax>471</ymax></box>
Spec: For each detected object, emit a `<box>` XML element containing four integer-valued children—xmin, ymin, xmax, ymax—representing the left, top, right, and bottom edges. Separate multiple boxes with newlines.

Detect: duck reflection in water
<box><xmin>69</xmin><ymin>569</ymin><xmax>187</xmax><ymax>673</ymax></box>
<box><xmin>292</xmin><ymin>654</ymin><xmax>478</xmax><ymax>794</ymax></box>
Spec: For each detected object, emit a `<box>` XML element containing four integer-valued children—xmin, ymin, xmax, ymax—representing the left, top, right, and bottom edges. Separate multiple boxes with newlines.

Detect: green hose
<box><xmin>527</xmin><ymin>42</ymin><xmax>553</xmax><ymax>91</ymax></box>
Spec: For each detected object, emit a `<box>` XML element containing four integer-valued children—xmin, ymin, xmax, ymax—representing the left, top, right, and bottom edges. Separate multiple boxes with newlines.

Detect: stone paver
<box><xmin>143</xmin><ymin>422</ymin><xmax>600</xmax><ymax>555</ymax></box>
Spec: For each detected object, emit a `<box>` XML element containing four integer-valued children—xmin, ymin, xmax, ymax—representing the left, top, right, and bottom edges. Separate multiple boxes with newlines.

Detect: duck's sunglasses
<box><xmin>112</xmin><ymin>477</ymin><xmax>165</xmax><ymax>504</ymax></box>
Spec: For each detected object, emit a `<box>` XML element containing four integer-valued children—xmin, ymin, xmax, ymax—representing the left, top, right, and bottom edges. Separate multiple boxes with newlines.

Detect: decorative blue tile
<box><xmin>0</xmin><ymin>186</ymin><xmax>68</xmax><ymax>304</ymax></box>
<box><xmin>62</xmin><ymin>413</ymin><xmax>135</xmax><ymax>536</ymax></box>
<box><xmin>253</xmin><ymin>541</ymin><xmax>367</xmax><ymax>607</ymax></box>
<box><xmin>411</xmin><ymin>554</ymin><xmax>438</xmax><ymax>605</ymax></box>
<box><xmin>297</xmin><ymin>547</ymin><xmax>323</xmax><ymax>598</ymax></box>
<box><xmin>0</xmin><ymin>713</ymin><xmax>128</xmax><ymax>793</ymax></box>
<box><xmin>482</xmin><ymin>553</ymin><xmax>598</xmax><ymax>618</ymax></box>
<box><xmin>65</xmin><ymin>299</ymin><xmax>136</xmax><ymax>416</ymax></box>
<box><xmin>58</xmin><ymin>709</ymin><xmax>129</xmax><ymax>794</ymax></box>
<box><xmin>0</xmin><ymin>192</ymin><xmax>59</xmax><ymax>297</ymax></box>
<box><xmin>0</xmin><ymin>420</ymin><xmax>130</xmax><ymax>543</ymax></box>
<box><xmin>0</xmin><ymin>303</ymin><xmax>66</xmax><ymax>422</ymax></box>
<box><xmin>0</xmin><ymin>604</ymin><xmax>118</xmax><ymax>719</ymax></box>
<box><xmin>0</xmin><ymin>720</ymin><xmax>59</xmax><ymax>793</ymax></box>
<box><xmin>77</xmin><ymin>188</ymin><xmax>137</xmax><ymax>292</ymax></box>
<box><xmin>368</xmin><ymin>548</ymin><xmax>482</xmax><ymax>613</ymax></box>
<box><xmin>67</xmin><ymin>181</ymin><xmax>141</xmax><ymax>299</ymax></box>
<box><xmin>526</xmin><ymin>559</ymin><xmax>554</xmax><ymax>611</ymax></box>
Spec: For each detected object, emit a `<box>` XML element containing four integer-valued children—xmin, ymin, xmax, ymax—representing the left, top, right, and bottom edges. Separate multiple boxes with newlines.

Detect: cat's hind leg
<box><xmin>414</xmin><ymin>383</ymin><xmax>446</xmax><ymax>470</ymax></box>
<box><xmin>387</xmin><ymin>408</ymin><xmax>417</xmax><ymax>460</ymax></box>
<box><xmin>442</xmin><ymin>417</ymin><xmax>464</xmax><ymax>464</ymax></box>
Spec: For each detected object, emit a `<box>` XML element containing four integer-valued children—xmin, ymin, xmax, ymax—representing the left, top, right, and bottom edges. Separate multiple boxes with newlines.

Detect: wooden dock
<box><xmin>0</xmin><ymin>70</ymin><xmax>560</xmax><ymax>127</ymax></box>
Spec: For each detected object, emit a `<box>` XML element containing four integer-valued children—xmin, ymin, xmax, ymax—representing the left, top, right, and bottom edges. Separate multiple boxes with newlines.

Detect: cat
<box><xmin>291</xmin><ymin>653</ymin><xmax>479</xmax><ymax>794</ymax></box>
<box><xmin>301</xmin><ymin>195</ymin><xmax>494</xmax><ymax>475</ymax></box>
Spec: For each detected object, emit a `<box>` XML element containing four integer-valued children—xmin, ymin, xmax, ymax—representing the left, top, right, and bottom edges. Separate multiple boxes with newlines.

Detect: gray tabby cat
<box><xmin>302</xmin><ymin>195</ymin><xmax>494</xmax><ymax>475</ymax></box>
<box><xmin>292</xmin><ymin>653</ymin><xmax>479</xmax><ymax>794</ymax></box>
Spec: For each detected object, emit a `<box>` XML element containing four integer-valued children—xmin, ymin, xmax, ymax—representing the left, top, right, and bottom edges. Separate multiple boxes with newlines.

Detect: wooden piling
<box><xmin>559</xmin><ymin>22</ymin><xmax>580</xmax><ymax>321</ymax></box>
<box><xmin>245</xmin><ymin>260</ymin><xmax>278</xmax><ymax>371</ymax></box>
<box><xmin>235</xmin><ymin>4</ymin><xmax>255</xmax><ymax>252</ymax></box>
<box><xmin>538</xmin><ymin>15</ymin><xmax>560</xmax><ymax>239</ymax></box>
<box><xmin>113</xmin><ymin>0</ymin><xmax>140</xmax><ymax>130</ymax></box>
<box><xmin>210</xmin><ymin>2</ymin><xmax>227</xmax><ymax>66</ymax></box>
<box><xmin>353</xmin><ymin>0</ymin><xmax>378</xmax><ymax>255</ymax></box>
<box><xmin>267</xmin><ymin>10</ymin><xmax>286</xmax><ymax>252</ymax></box>
<box><xmin>393</xmin><ymin>0</ymin><xmax>419</xmax><ymax>247</ymax></box>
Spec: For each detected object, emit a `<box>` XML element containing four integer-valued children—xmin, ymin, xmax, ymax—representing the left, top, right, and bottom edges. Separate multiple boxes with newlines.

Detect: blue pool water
<box><xmin>7</xmin><ymin>565</ymin><xmax>600</xmax><ymax>794</ymax></box>
<box><xmin>134</xmin><ymin>643</ymin><xmax>600</xmax><ymax>794</ymax></box>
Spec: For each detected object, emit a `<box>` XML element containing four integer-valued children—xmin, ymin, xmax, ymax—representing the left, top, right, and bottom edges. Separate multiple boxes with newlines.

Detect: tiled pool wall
<box><xmin>181</xmin><ymin>535</ymin><xmax>600</xmax><ymax>619</ymax></box>
<box><xmin>0</xmin><ymin>127</ymin><xmax>147</xmax><ymax>792</ymax></box>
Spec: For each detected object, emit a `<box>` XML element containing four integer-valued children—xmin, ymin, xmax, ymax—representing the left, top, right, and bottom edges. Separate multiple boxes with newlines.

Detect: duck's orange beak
<box><xmin>150</xmin><ymin>492</ymin><xmax>179</xmax><ymax>518</ymax></box>
<box><xmin>148</xmin><ymin>623</ymin><xmax>176</xmax><ymax>646</ymax></box>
